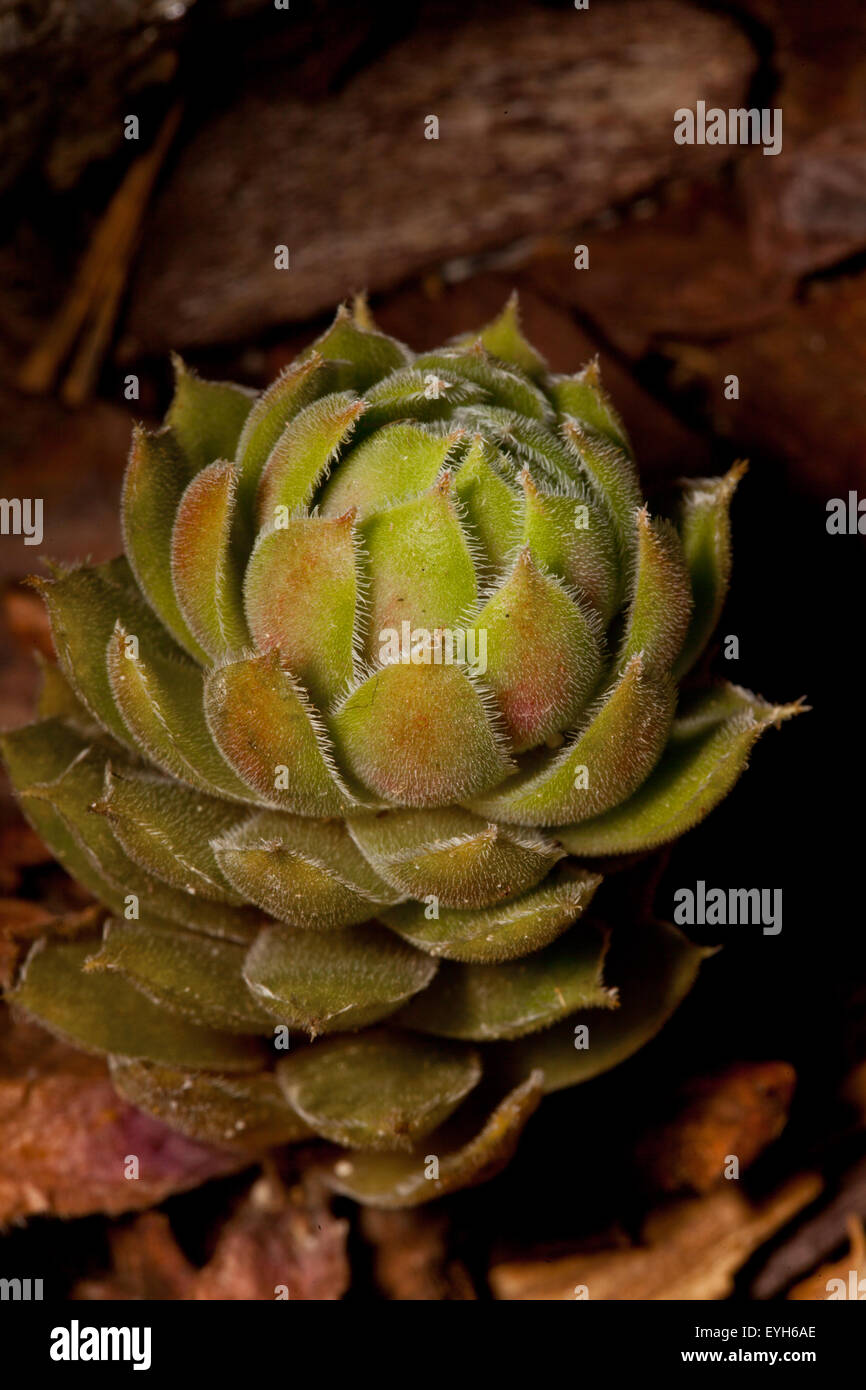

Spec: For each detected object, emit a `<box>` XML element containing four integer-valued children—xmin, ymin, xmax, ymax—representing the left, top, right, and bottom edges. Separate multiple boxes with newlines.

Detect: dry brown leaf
<box><xmin>0</xmin><ymin>1009</ymin><xmax>247</xmax><ymax>1224</ymax></box>
<box><xmin>635</xmin><ymin>1061</ymin><xmax>797</xmax><ymax>1194</ymax></box>
<box><xmin>75</xmin><ymin>1171</ymin><xmax>349</xmax><ymax>1301</ymax></box>
<box><xmin>360</xmin><ymin>1207</ymin><xmax>476</xmax><ymax>1301</ymax></box>
<box><xmin>490</xmin><ymin>1174</ymin><xmax>822</xmax><ymax>1301</ymax></box>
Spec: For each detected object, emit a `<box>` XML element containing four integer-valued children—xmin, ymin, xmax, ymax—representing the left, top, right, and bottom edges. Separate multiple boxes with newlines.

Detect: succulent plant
<box><xmin>2</xmin><ymin>297</ymin><xmax>799</xmax><ymax>1206</ymax></box>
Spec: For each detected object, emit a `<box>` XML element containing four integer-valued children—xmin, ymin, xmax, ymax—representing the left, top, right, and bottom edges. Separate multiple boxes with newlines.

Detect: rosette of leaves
<box><xmin>1</xmin><ymin>297</ymin><xmax>800</xmax><ymax>1206</ymax></box>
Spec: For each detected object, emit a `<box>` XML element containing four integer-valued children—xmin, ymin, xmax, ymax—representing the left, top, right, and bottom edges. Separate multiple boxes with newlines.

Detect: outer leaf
<box><xmin>234</xmin><ymin>355</ymin><xmax>332</xmax><ymax>523</ymax></box>
<box><xmin>214</xmin><ymin>810</ymin><xmax>399</xmax><ymax>929</ymax></box>
<box><xmin>383</xmin><ymin>873</ymin><xmax>601</xmax><ymax>964</ymax></box>
<box><xmin>256</xmin><ymin>391</ymin><xmax>365</xmax><ymax>521</ymax></box>
<box><xmin>242</xmin><ymin>922</ymin><xmax>437</xmax><ymax>1035</ymax></box>
<box><xmin>276</xmin><ymin>1029</ymin><xmax>481</xmax><ymax>1150</ymax></box>
<box><xmin>618</xmin><ymin>510</ymin><xmax>693</xmax><ymax>673</ymax></box>
<box><xmin>548</xmin><ymin>360</ymin><xmax>632</xmax><ymax>455</ymax></box>
<box><xmin>674</xmin><ymin>461</ymin><xmax>747</xmax><ymax>678</ymax></box>
<box><xmin>348</xmin><ymin>806</ymin><xmax>563</xmax><ymax>909</ymax></box>
<box><xmin>109</xmin><ymin>1056</ymin><xmax>312</xmax><ymax>1150</ymax></box>
<box><xmin>87</xmin><ymin>919</ymin><xmax>272</xmax><ymax>1034</ymax></box>
<box><xmin>107</xmin><ymin>624</ymin><xmax>255</xmax><ymax>802</ymax></box>
<box><xmin>166</xmin><ymin>355</ymin><xmax>255</xmax><ymax>471</ymax></box>
<box><xmin>459</xmin><ymin>294</ymin><xmax>547</xmax><ymax>380</ymax></box>
<box><xmin>322</xmin><ymin>1071</ymin><xmax>544</xmax><ymax>1207</ymax></box>
<box><xmin>10</xmin><ymin>937</ymin><xmax>262</xmax><ymax>1070</ymax></box>
<box><xmin>396</xmin><ymin>922</ymin><xmax>614</xmax><ymax>1040</ymax></box>
<box><xmin>302</xmin><ymin>306</ymin><xmax>412</xmax><ymax>390</ymax></box>
<box><xmin>493</xmin><ymin>921</ymin><xmax>710</xmax><ymax>1092</ymax></box>
<box><xmin>557</xmin><ymin>684</ymin><xmax>804</xmax><ymax>855</ymax></box>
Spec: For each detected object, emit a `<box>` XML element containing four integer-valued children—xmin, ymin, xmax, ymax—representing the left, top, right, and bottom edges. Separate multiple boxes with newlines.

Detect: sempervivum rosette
<box><xmin>1</xmin><ymin>297</ymin><xmax>798</xmax><ymax>1205</ymax></box>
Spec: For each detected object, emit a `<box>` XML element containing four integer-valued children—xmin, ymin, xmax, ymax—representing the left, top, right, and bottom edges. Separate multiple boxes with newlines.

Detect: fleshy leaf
<box><xmin>109</xmin><ymin>1056</ymin><xmax>312</xmax><ymax>1150</ymax></box>
<box><xmin>557</xmin><ymin>684</ymin><xmax>804</xmax><ymax>855</ymax></box>
<box><xmin>18</xmin><ymin>739</ymin><xmax>260</xmax><ymax>940</ymax></box>
<box><xmin>494</xmin><ymin>921</ymin><xmax>709</xmax><ymax>1091</ymax></box>
<box><xmin>359</xmin><ymin>368</ymin><xmax>485</xmax><ymax>431</ymax></box>
<box><xmin>171</xmin><ymin>461</ymin><xmax>250</xmax><ymax>660</ymax></box>
<box><xmin>471</xmin><ymin>548</ymin><xmax>603</xmax><ymax>752</ymax></box>
<box><xmin>234</xmin><ymin>355</ymin><xmax>332</xmax><ymax>523</ymax></box>
<box><xmin>122</xmin><ymin>427</ymin><xmax>207</xmax><ymax>661</ymax></box>
<box><xmin>203</xmin><ymin>651</ymin><xmax>356</xmax><ymax>816</ymax></box>
<box><xmin>348</xmin><ymin>806</ymin><xmax>563</xmax><ymax>908</ymax></box>
<box><xmin>87</xmin><ymin>919</ymin><xmax>272</xmax><ymax>1033</ymax></box>
<box><xmin>276</xmin><ymin>1029</ymin><xmax>481</xmax><ymax>1151</ymax></box>
<box><xmin>453</xmin><ymin>436</ymin><xmax>522</xmax><ymax>572</ymax></box>
<box><xmin>107</xmin><ymin>624</ymin><xmax>254</xmax><ymax>802</ymax></box>
<box><xmin>244</xmin><ymin>512</ymin><xmax>358</xmax><ymax>710</ymax></box>
<box><xmin>383</xmin><ymin>873</ymin><xmax>601</xmax><ymax>964</ymax></box>
<box><xmin>303</xmin><ymin>306</ymin><xmax>412</xmax><ymax>390</ymax></box>
<box><xmin>413</xmin><ymin>345</ymin><xmax>553</xmax><ymax>420</ymax></box>
<box><xmin>360</xmin><ymin>475</ymin><xmax>477</xmax><ymax>666</ymax></box>
<box><xmin>549</xmin><ymin>360</ymin><xmax>632</xmax><ymax>455</ymax></box>
<box><xmin>256</xmin><ymin>391</ymin><xmax>365</xmax><ymax>522</ymax></box>
<box><xmin>330</xmin><ymin>662</ymin><xmax>513</xmax><ymax>807</ymax></box>
<box><xmin>674</xmin><ymin>462</ymin><xmax>747</xmax><ymax>678</ymax></box>
<box><xmin>95</xmin><ymin>767</ymin><xmax>245</xmax><ymax>904</ymax></box>
<box><xmin>242</xmin><ymin>922</ymin><xmax>438</xmax><ymax>1035</ymax></box>
<box><xmin>214</xmin><ymin>810</ymin><xmax>399</xmax><ymax>929</ymax></box>
<box><xmin>467</xmin><ymin>656</ymin><xmax>674</xmax><ymax>827</ymax></box>
<box><xmin>322</xmin><ymin>1071</ymin><xmax>544</xmax><ymax>1207</ymax></box>
<box><xmin>166</xmin><ymin>355</ymin><xmax>255</xmax><ymax>471</ymax></box>
<box><xmin>521</xmin><ymin>469</ymin><xmax>620</xmax><ymax>622</ymax></box>
<box><xmin>319</xmin><ymin>423</ymin><xmax>462</xmax><ymax>520</ymax></box>
<box><xmin>35</xmin><ymin>557</ymin><xmax>176</xmax><ymax>747</ymax></box>
<box><xmin>618</xmin><ymin>510</ymin><xmax>693</xmax><ymax>673</ymax></box>
<box><xmin>396</xmin><ymin>922</ymin><xmax>614</xmax><ymax>1040</ymax></box>
<box><xmin>562</xmin><ymin>419</ymin><xmax>642</xmax><ymax>559</ymax></box>
<box><xmin>10</xmin><ymin>937</ymin><xmax>263</xmax><ymax>1069</ymax></box>
<box><xmin>460</xmin><ymin>294</ymin><xmax>547</xmax><ymax>380</ymax></box>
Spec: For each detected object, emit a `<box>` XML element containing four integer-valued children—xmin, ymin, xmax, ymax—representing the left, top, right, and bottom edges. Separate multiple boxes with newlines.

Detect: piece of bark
<box><xmin>489</xmin><ymin>1173</ymin><xmax>822</xmax><ymax>1300</ymax></box>
<box><xmin>788</xmin><ymin>1217</ymin><xmax>866</xmax><ymax>1301</ymax></box>
<box><xmin>359</xmin><ymin>1207</ymin><xmax>476</xmax><ymax>1301</ymax></box>
<box><xmin>526</xmin><ymin>184</ymin><xmax>793</xmax><ymax>359</ymax></box>
<box><xmin>663</xmin><ymin>271</ymin><xmax>866</xmax><ymax>497</ymax></box>
<box><xmin>75</xmin><ymin>1171</ymin><xmax>349</xmax><ymax>1301</ymax></box>
<box><xmin>123</xmin><ymin>1</ymin><xmax>756</xmax><ymax>353</ymax></box>
<box><xmin>635</xmin><ymin>1061</ymin><xmax>796</xmax><ymax>1195</ymax></box>
<box><xmin>0</xmin><ymin>1010</ymin><xmax>247</xmax><ymax>1224</ymax></box>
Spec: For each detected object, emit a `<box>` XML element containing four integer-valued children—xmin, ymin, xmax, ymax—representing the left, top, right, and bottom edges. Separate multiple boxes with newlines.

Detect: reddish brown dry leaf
<box><xmin>0</xmin><ymin>1009</ymin><xmax>247</xmax><ymax>1224</ymax></box>
<box><xmin>75</xmin><ymin>1171</ymin><xmax>349</xmax><ymax>1301</ymax></box>
<box><xmin>360</xmin><ymin>1207</ymin><xmax>476</xmax><ymax>1301</ymax></box>
<box><xmin>490</xmin><ymin>1174</ymin><xmax>822</xmax><ymax>1301</ymax></box>
<box><xmin>788</xmin><ymin>1217</ymin><xmax>866</xmax><ymax>1301</ymax></box>
<box><xmin>635</xmin><ymin>1061</ymin><xmax>797</xmax><ymax>1195</ymax></box>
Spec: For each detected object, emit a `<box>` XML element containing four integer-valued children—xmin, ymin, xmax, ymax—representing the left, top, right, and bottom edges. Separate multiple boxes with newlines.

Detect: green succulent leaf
<box><xmin>460</xmin><ymin>294</ymin><xmax>547</xmax><ymax>380</ymax></box>
<box><xmin>674</xmin><ymin>462</ymin><xmax>747</xmax><ymax>679</ymax></box>
<box><xmin>203</xmin><ymin>651</ymin><xmax>356</xmax><ymax>816</ymax></box>
<box><xmin>348</xmin><ymin>806</ymin><xmax>563</xmax><ymax>909</ymax></box>
<box><xmin>302</xmin><ymin>306</ymin><xmax>412</xmax><ymax>390</ymax></box>
<box><xmin>165</xmin><ymin>355</ymin><xmax>255</xmax><ymax>471</ymax></box>
<box><xmin>322</xmin><ymin>1070</ymin><xmax>544</xmax><ymax>1207</ymax></box>
<box><xmin>171</xmin><ymin>461</ymin><xmax>250</xmax><ymax>660</ymax></box>
<box><xmin>109</xmin><ymin>1056</ymin><xmax>312</xmax><ymax>1150</ymax></box>
<box><xmin>87</xmin><ymin>919</ymin><xmax>273</xmax><ymax>1034</ymax></box>
<box><xmin>256</xmin><ymin>391</ymin><xmax>365</xmax><ymax>521</ymax></box>
<box><xmin>214</xmin><ymin>809</ymin><xmax>399</xmax><ymax>929</ymax></box>
<box><xmin>549</xmin><ymin>361</ymin><xmax>632</xmax><ymax>455</ymax></box>
<box><xmin>383</xmin><ymin>872</ymin><xmax>601</xmax><ymax>964</ymax></box>
<box><xmin>320</xmin><ymin>422</ymin><xmax>463</xmax><ymax>520</ymax></box>
<box><xmin>557</xmin><ymin>684</ymin><xmax>804</xmax><ymax>856</ymax></box>
<box><xmin>396</xmin><ymin>921</ymin><xmax>614</xmax><ymax>1040</ymax></box>
<box><xmin>453</xmin><ymin>436</ymin><xmax>522</xmax><ymax>573</ymax></box>
<box><xmin>10</xmin><ymin>937</ymin><xmax>263</xmax><ymax>1069</ymax></box>
<box><xmin>618</xmin><ymin>510</ymin><xmax>693</xmax><ymax>673</ymax></box>
<box><xmin>493</xmin><ymin>921</ymin><xmax>710</xmax><ymax>1091</ymax></box>
<box><xmin>242</xmin><ymin>922</ymin><xmax>438</xmax><ymax>1034</ymax></box>
<box><xmin>277</xmin><ymin>1029</ymin><xmax>481</xmax><ymax>1151</ymax></box>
